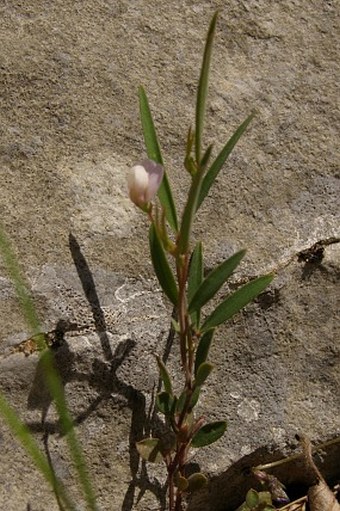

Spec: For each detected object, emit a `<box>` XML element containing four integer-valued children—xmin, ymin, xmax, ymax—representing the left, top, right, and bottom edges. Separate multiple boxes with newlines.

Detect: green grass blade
<box><xmin>195</xmin><ymin>12</ymin><xmax>218</xmax><ymax>164</ymax></box>
<box><xmin>41</xmin><ymin>352</ymin><xmax>98</xmax><ymax>511</ymax></box>
<box><xmin>188</xmin><ymin>242</ymin><xmax>203</xmax><ymax>327</ymax></box>
<box><xmin>201</xmin><ymin>273</ymin><xmax>274</xmax><ymax>332</ymax></box>
<box><xmin>149</xmin><ymin>224</ymin><xmax>178</xmax><ymax>305</ymax></box>
<box><xmin>139</xmin><ymin>86</ymin><xmax>178</xmax><ymax>232</ymax></box>
<box><xmin>0</xmin><ymin>393</ymin><xmax>77</xmax><ymax>511</ymax></box>
<box><xmin>0</xmin><ymin>226</ymin><xmax>98</xmax><ymax>511</ymax></box>
<box><xmin>197</xmin><ymin>111</ymin><xmax>255</xmax><ymax>211</ymax></box>
<box><xmin>189</xmin><ymin>249</ymin><xmax>246</xmax><ymax>313</ymax></box>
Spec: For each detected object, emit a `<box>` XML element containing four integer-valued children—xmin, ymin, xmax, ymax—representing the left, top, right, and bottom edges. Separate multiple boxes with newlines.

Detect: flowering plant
<box><xmin>128</xmin><ymin>12</ymin><xmax>273</xmax><ymax>511</ymax></box>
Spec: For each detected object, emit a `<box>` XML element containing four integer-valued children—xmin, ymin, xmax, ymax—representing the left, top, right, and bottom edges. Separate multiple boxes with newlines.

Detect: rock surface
<box><xmin>0</xmin><ymin>1</ymin><xmax>339</xmax><ymax>510</ymax></box>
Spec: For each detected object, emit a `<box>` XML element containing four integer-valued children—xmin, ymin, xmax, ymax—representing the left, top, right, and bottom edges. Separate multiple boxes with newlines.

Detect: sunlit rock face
<box><xmin>0</xmin><ymin>1</ymin><xmax>339</xmax><ymax>510</ymax></box>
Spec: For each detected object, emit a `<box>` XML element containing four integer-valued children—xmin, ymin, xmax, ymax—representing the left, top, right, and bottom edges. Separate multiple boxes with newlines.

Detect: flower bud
<box><xmin>127</xmin><ymin>159</ymin><xmax>164</xmax><ymax>209</ymax></box>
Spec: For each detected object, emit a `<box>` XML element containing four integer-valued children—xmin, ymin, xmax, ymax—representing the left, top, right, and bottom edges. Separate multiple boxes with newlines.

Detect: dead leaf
<box><xmin>279</xmin><ymin>496</ymin><xmax>307</xmax><ymax>510</ymax></box>
<box><xmin>309</xmin><ymin>479</ymin><xmax>340</xmax><ymax>511</ymax></box>
<box><xmin>298</xmin><ymin>434</ymin><xmax>340</xmax><ymax>511</ymax></box>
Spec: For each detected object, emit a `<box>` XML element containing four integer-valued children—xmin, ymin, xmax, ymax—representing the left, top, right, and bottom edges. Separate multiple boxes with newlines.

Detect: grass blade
<box><xmin>197</xmin><ymin>111</ymin><xmax>255</xmax><ymax>211</ymax></box>
<box><xmin>42</xmin><ymin>352</ymin><xmax>98</xmax><ymax>511</ymax></box>
<box><xmin>0</xmin><ymin>393</ymin><xmax>77</xmax><ymax>511</ymax></box>
<box><xmin>0</xmin><ymin>226</ymin><xmax>41</xmax><ymax>337</ymax></box>
<box><xmin>201</xmin><ymin>273</ymin><xmax>274</xmax><ymax>332</ymax></box>
<box><xmin>139</xmin><ymin>86</ymin><xmax>178</xmax><ymax>232</ymax></box>
<box><xmin>0</xmin><ymin>226</ymin><xmax>98</xmax><ymax>511</ymax></box>
<box><xmin>195</xmin><ymin>12</ymin><xmax>218</xmax><ymax>164</ymax></box>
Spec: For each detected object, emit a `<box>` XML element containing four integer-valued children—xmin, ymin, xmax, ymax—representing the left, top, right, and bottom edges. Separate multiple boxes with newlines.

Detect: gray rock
<box><xmin>0</xmin><ymin>1</ymin><xmax>339</xmax><ymax>510</ymax></box>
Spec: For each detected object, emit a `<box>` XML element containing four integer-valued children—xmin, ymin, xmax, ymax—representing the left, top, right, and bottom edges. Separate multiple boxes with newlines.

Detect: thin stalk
<box><xmin>168</xmin><ymin>472</ymin><xmax>175</xmax><ymax>511</ymax></box>
<box><xmin>167</xmin><ymin>251</ymin><xmax>197</xmax><ymax>511</ymax></box>
<box><xmin>254</xmin><ymin>435</ymin><xmax>340</xmax><ymax>472</ymax></box>
<box><xmin>176</xmin><ymin>256</ymin><xmax>190</xmax><ymax>374</ymax></box>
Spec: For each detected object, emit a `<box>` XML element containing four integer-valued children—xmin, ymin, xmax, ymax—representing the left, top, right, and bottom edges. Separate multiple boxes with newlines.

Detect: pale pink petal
<box><xmin>140</xmin><ymin>159</ymin><xmax>164</xmax><ymax>202</ymax></box>
<box><xmin>127</xmin><ymin>165</ymin><xmax>149</xmax><ymax>206</ymax></box>
<box><xmin>127</xmin><ymin>159</ymin><xmax>164</xmax><ymax>207</ymax></box>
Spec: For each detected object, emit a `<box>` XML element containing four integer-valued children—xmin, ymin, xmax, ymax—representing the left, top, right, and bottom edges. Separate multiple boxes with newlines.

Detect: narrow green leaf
<box><xmin>156</xmin><ymin>391</ymin><xmax>174</xmax><ymax>416</ymax></box>
<box><xmin>191</xmin><ymin>420</ymin><xmax>227</xmax><ymax>448</ymax></box>
<box><xmin>0</xmin><ymin>226</ymin><xmax>41</xmax><ymax>338</ymax></box>
<box><xmin>176</xmin><ymin>390</ymin><xmax>188</xmax><ymax>414</ymax></box>
<box><xmin>139</xmin><ymin>86</ymin><xmax>163</xmax><ymax>163</ymax></box>
<box><xmin>187</xmin><ymin>472</ymin><xmax>208</xmax><ymax>492</ymax></box>
<box><xmin>170</xmin><ymin>396</ymin><xmax>178</xmax><ymax>417</ymax></box>
<box><xmin>41</xmin><ymin>351</ymin><xmax>98</xmax><ymax>511</ymax></box>
<box><xmin>195</xmin><ymin>329</ymin><xmax>214</xmax><ymax>375</ymax></box>
<box><xmin>189</xmin><ymin>386</ymin><xmax>201</xmax><ymax>410</ymax></box>
<box><xmin>149</xmin><ymin>224</ymin><xmax>178</xmax><ymax>305</ymax></box>
<box><xmin>139</xmin><ymin>86</ymin><xmax>178</xmax><ymax>231</ymax></box>
<box><xmin>197</xmin><ymin>111</ymin><xmax>255</xmax><ymax>211</ymax></box>
<box><xmin>136</xmin><ymin>438</ymin><xmax>163</xmax><ymax>463</ymax></box>
<box><xmin>178</xmin><ymin>13</ymin><xmax>219</xmax><ymax>254</ymax></box>
<box><xmin>189</xmin><ymin>249</ymin><xmax>246</xmax><ymax>313</ymax></box>
<box><xmin>176</xmin><ymin>387</ymin><xmax>201</xmax><ymax>414</ymax></box>
<box><xmin>188</xmin><ymin>242</ymin><xmax>204</xmax><ymax>302</ymax></box>
<box><xmin>201</xmin><ymin>274</ymin><xmax>274</xmax><ymax>332</ymax></box>
<box><xmin>200</xmin><ymin>143</ymin><xmax>214</xmax><ymax>169</ymax></box>
<box><xmin>195</xmin><ymin>12</ymin><xmax>218</xmax><ymax>163</ymax></box>
<box><xmin>188</xmin><ymin>242</ymin><xmax>203</xmax><ymax>327</ymax></box>
<box><xmin>194</xmin><ymin>362</ymin><xmax>214</xmax><ymax>387</ymax></box>
<box><xmin>184</xmin><ymin>155</ymin><xmax>197</xmax><ymax>176</ymax></box>
<box><xmin>156</xmin><ymin>356</ymin><xmax>173</xmax><ymax>395</ymax></box>
<box><xmin>184</xmin><ymin>126</ymin><xmax>196</xmax><ymax>175</ymax></box>
<box><xmin>177</xmin><ymin>169</ymin><xmax>203</xmax><ymax>255</ymax></box>
<box><xmin>0</xmin><ymin>226</ymin><xmax>98</xmax><ymax>511</ymax></box>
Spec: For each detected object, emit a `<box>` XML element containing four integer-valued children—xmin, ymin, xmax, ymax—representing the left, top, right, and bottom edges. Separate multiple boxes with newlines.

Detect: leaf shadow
<box><xmin>24</xmin><ymin>233</ymin><xmax>174</xmax><ymax>510</ymax></box>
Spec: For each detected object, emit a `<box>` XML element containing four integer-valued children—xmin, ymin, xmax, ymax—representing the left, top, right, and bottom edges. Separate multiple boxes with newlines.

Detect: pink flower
<box><xmin>127</xmin><ymin>159</ymin><xmax>164</xmax><ymax>208</ymax></box>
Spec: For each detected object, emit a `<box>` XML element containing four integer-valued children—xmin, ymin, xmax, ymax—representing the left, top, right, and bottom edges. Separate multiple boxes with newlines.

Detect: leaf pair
<box><xmin>136</xmin><ymin>420</ymin><xmax>227</xmax><ymax>465</ymax></box>
<box><xmin>188</xmin><ymin>242</ymin><xmax>274</xmax><ymax>334</ymax></box>
<box><xmin>236</xmin><ymin>489</ymin><xmax>274</xmax><ymax>511</ymax></box>
<box><xmin>188</xmin><ymin>250</ymin><xmax>246</xmax><ymax>313</ymax></box>
<box><xmin>175</xmin><ymin>472</ymin><xmax>208</xmax><ymax>493</ymax></box>
<box><xmin>201</xmin><ymin>273</ymin><xmax>274</xmax><ymax>332</ymax></box>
